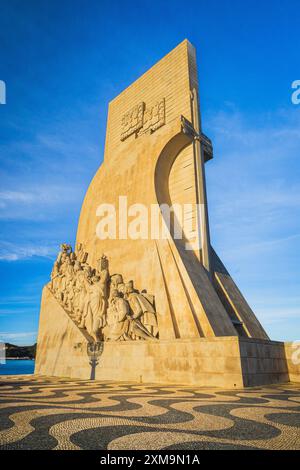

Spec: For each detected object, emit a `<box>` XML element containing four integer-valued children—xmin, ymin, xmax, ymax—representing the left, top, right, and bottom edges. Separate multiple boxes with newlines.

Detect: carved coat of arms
<box><xmin>121</xmin><ymin>98</ymin><xmax>165</xmax><ymax>141</ymax></box>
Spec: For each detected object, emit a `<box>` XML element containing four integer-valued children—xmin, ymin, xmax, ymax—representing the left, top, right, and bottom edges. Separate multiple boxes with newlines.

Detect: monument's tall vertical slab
<box><xmin>76</xmin><ymin>40</ymin><xmax>265</xmax><ymax>341</ymax></box>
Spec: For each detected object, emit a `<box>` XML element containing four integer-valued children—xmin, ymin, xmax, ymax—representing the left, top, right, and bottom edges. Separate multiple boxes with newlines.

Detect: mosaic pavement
<box><xmin>0</xmin><ymin>375</ymin><xmax>299</xmax><ymax>450</ymax></box>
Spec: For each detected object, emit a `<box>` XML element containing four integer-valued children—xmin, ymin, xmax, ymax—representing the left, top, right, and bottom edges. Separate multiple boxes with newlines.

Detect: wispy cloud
<box><xmin>206</xmin><ymin>107</ymin><xmax>300</xmax><ymax>154</ymax></box>
<box><xmin>0</xmin><ymin>295</ymin><xmax>39</xmax><ymax>305</ymax></box>
<box><xmin>0</xmin><ymin>331</ymin><xmax>36</xmax><ymax>338</ymax></box>
<box><xmin>0</xmin><ymin>308</ymin><xmax>37</xmax><ymax>317</ymax></box>
<box><xmin>221</xmin><ymin>233</ymin><xmax>300</xmax><ymax>261</ymax></box>
<box><xmin>0</xmin><ymin>103</ymin><xmax>101</xmax><ymax>225</ymax></box>
<box><xmin>0</xmin><ymin>185</ymin><xmax>84</xmax><ymax>221</ymax></box>
<box><xmin>0</xmin><ymin>123</ymin><xmax>101</xmax><ymax>184</ymax></box>
<box><xmin>206</xmin><ymin>107</ymin><xmax>300</xmax><ymax>249</ymax></box>
<box><xmin>0</xmin><ymin>241</ymin><xmax>57</xmax><ymax>261</ymax></box>
<box><xmin>258</xmin><ymin>307</ymin><xmax>300</xmax><ymax>324</ymax></box>
<box><xmin>0</xmin><ymin>191</ymin><xmax>35</xmax><ymax>204</ymax></box>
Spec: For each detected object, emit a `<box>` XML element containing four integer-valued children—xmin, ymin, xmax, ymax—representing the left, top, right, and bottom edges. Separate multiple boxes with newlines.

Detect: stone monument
<box><xmin>35</xmin><ymin>40</ymin><xmax>299</xmax><ymax>387</ymax></box>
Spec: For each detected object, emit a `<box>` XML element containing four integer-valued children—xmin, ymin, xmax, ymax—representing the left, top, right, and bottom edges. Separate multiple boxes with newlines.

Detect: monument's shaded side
<box><xmin>35</xmin><ymin>40</ymin><xmax>299</xmax><ymax>387</ymax></box>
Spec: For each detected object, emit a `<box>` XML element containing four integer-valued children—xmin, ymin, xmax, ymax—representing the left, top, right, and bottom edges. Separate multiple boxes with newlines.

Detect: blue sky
<box><xmin>0</xmin><ymin>0</ymin><xmax>299</xmax><ymax>345</ymax></box>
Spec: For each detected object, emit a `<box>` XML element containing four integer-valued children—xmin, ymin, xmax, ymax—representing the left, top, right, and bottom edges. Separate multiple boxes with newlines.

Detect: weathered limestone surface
<box><xmin>35</xmin><ymin>40</ymin><xmax>299</xmax><ymax>387</ymax></box>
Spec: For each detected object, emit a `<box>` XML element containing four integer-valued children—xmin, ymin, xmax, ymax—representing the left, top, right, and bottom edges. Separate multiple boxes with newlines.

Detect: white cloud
<box><xmin>0</xmin><ymin>191</ymin><xmax>35</xmax><ymax>203</ymax></box>
<box><xmin>221</xmin><ymin>233</ymin><xmax>300</xmax><ymax>261</ymax></box>
<box><xmin>0</xmin><ymin>128</ymin><xmax>100</xmax><ymax>180</ymax></box>
<box><xmin>258</xmin><ymin>307</ymin><xmax>300</xmax><ymax>325</ymax></box>
<box><xmin>0</xmin><ymin>185</ymin><xmax>82</xmax><ymax>208</ymax></box>
<box><xmin>206</xmin><ymin>107</ymin><xmax>300</xmax><ymax>151</ymax></box>
<box><xmin>0</xmin><ymin>295</ymin><xmax>38</xmax><ymax>305</ymax></box>
<box><xmin>0</xmin><ymin>308</ymin><xmax>36</xmax><ymax>316</ymax></box>
<box><xmin>0</xmin><ymin>332</ymin><xmax>36</xmax><ymax>339</ymax></box>
<box><xmin>0</xmin><ymin>241</ymin><xmax>57</xmax><ymax>261</ymax></box>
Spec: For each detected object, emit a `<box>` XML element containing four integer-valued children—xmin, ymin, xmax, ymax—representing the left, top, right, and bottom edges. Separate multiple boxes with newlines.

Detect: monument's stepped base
<box><xmin>35</xmin><ymin>289</ymin><xmax>297</xmax><ymax>388</ymax></box>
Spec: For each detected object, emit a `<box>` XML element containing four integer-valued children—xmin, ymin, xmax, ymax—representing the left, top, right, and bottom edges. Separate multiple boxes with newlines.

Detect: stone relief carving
<box><xmin>120</xmin><ymin>98</ymin><xmax>165</xmax><ymax>141</ymax></box>
<box><xmin>121</xmin><ymin>102</ymin><xmax>145</xmax><ymax>141</ymax></box>
<box><xmin>140</xmin><ymin>98</ymin><xmax>165</xmax><ymax>135</ymax></box>
<box><xmin>48</xmin><ymin>244</ymin><xmax>159</xmax><ymax>342</ymax></box>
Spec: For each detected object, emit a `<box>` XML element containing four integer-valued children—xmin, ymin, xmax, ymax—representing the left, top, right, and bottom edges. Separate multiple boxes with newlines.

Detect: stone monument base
<box><xmin>35</xmin><ymin>288</ymin><xmax>298</xmax><ymax>388</ymax></box>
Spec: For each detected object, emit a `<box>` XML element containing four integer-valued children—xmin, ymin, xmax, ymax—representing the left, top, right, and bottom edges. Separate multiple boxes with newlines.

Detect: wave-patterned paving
<box><xmin>0</xmin><ymin>375</ymin><xmax>299</xmax><ymax>450</ymax></box>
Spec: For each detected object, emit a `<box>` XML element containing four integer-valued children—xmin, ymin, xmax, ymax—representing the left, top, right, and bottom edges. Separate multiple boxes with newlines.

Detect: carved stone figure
<box><xmin>97</xmin><ymin>254</ymin><xmax>109</xmax><ymax>299</ymax></box>
<box><xmin>104</xmin><ymin>289</ymin><xmax>130</xmax><ymax>341</ymax></box>
<box><xmin>85</xmin><ymin>275</ymin><xmax>107</xmax><ymax>341</ymax></box>
<box><xmin>78</xmin><ymin>266</ymin><xmax>94</xmax><ymax>330</ymax></box>
<box><xmin>72</xmin><ymin>261</ymin><xmax>85</xmax><ymax>322</ymax></box>
<box><xmin>75</xmin><ymin>242</ymin><xmax>88</xmax><ymax>264</ymax></box>
<box><xmin>110</xmin><ymin>274</ymin><xmax>124</xmax><ymax>290</ymax></box>
<box><xmin>126</xmin><ymin>281</ymin><xmax>158</xmax><ymax>338</ymax></box>
<box><xmin>63</xmin><ymin>258</ymin><xmax>76</xmax><ymax>311</ymax></box>
<box><xmin>56</xmin><ymin>243</ymin><xmax>72</xmax><ymax>266</ymax></box>
<box><xmin>50</xmin><ymin>261</ymin><xmax>60</xmax><ymax>296</ymax></box>
<box><xmin>117</xmin><ymin>282</ymin><xmax>126</xmax><ymax>296</ymax></box>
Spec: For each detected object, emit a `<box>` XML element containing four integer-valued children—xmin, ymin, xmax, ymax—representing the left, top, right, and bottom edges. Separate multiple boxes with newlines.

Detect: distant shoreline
<box><xmin>3</xmin><ymin>358</ymin><xmax>35</xmax><ymax>361</ymax></box>
<box><xmin>3</xmin><ymin>343</ymin><xmax>36</xmax><ymax>361</ymax></box>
